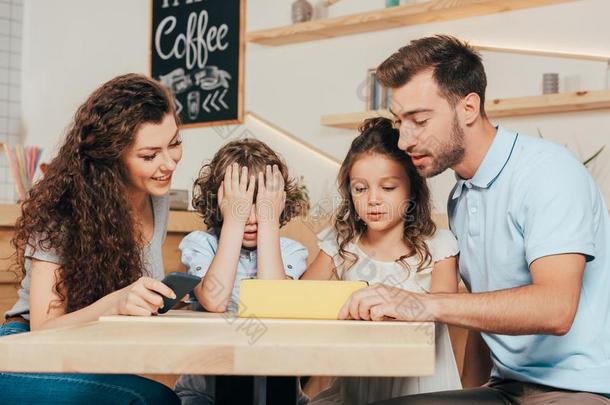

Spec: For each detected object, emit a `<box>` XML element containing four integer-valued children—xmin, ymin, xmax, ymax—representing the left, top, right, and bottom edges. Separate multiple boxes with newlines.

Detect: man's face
<box><xmin>390</xmin><ymin>70</ymin><xmax>465</xmax><ymax>178</ymax></box>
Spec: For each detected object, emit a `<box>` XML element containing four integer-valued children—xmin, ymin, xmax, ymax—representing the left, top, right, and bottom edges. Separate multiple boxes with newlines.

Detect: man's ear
<box><xmin>460</xmin><ymin>92</ymin><xmax>482</xmax><ymax>126</ymax></box>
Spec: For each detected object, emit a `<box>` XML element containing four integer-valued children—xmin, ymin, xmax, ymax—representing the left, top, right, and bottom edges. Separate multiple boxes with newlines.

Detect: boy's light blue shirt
<box><xmin>180</xmin><ymin>230</ymin><xmax>308</xmax><ymax>308</ymax></box>
<box><xmin>448</xmin><ymin>126</ymin><xmax>610</xmax><ymax>394</ymax></box>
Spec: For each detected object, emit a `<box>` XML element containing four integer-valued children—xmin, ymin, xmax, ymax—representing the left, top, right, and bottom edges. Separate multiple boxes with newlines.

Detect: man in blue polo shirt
<box><xmin>339</xmin><ymin>35</ymin><xmax>610</xmax><ymax>403</ymax></box>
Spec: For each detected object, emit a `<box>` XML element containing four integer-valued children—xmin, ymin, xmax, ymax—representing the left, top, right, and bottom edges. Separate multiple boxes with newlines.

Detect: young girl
<box><xmin>303</xmin><ymin>117</ymin><xmax>461</xmax><ymax>404</ymax></box>
<box><xmin>0</xmin><ymin>74</ymin><xmax>182</xmax><ymax>404</ymax></box>
<box><xmin>175</xmin><ymin>138</ymin><xmax>310</xmax><ymax>404</ymax></box>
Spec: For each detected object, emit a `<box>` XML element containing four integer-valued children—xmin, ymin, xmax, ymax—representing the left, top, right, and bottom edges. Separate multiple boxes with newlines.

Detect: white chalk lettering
<box><xmin>154</xmin><ymin>10</ymin><xmax>230</xmax><ymax>70</ymax></box>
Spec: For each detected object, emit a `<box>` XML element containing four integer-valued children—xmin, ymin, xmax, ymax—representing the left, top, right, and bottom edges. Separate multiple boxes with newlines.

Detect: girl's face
<box><xmin>122</xmin><ymin>113</ymin><xmax>183</xmax><ymax>197</ymax></box>
<box><xmin>349</xmin><ymin>153</ymin><xmax>411</xmax><ymax>233</ymax></box>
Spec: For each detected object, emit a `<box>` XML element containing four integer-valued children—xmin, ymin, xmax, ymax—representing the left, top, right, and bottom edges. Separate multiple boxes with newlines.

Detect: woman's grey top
<box><xmin>4</xmin><ymin>194</ymin><xmax>169</xmax><ymax>320</ymax></box>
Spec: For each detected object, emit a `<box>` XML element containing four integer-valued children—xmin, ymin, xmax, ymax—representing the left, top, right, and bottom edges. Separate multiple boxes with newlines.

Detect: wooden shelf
<box><xmin>0</xmin><ymin>204</ymin><xmax>201</xmax><ymax>233</ymax></box>
<box><xmin>321</xmin><ymin>89</ymin><xmax>610</xmax><ymax>129</ymax></box>
<box><xmin>247</xmin><ymin>0</ymin><xmax>576</xmax><ymax>46</ymax></box>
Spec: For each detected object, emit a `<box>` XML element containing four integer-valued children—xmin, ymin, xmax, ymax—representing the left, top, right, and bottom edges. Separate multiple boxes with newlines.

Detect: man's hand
<box><xmin>338</xmin><ymin>283</ymin><xmax>437</xmax><ymax>321</ymax></box>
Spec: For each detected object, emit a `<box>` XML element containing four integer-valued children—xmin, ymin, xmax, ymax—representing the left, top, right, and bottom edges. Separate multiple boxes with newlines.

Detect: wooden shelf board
<box><xmin>0</xmin><ymin>205</ymin><xmax>21</xmax><ymax>228</ymax></box>
<box><xmin>321</xmin><ymin>110</ymin><xmax>394</xmax><ymax>129</ymax></box>
<box><xmin>321</xmin><ymin>89</ymin><xmax>610</xmax><ymax>129</ymax></box>
<box><xmin>474</xmin><ymin>45</ymin><xmax>609</xmax><ymax>62</ymax></box>
<box><xmin>0</xmin><ymin>204</ymin><xmax>202</xmax><ymax>234</ymax></box>
<box><xmin>0</xmin><ymin>271</ymin><xmax>20</xmax><ymax>284</ymax></box>
<box><xmin>486</xmin><ymin>89</ymin><xmax>610</xmax><ymax>118</ymax></box>
<box><xmin>247</xmin><ymin>0</ymin><xmax>577</xmax><ymax>46</ymax></box>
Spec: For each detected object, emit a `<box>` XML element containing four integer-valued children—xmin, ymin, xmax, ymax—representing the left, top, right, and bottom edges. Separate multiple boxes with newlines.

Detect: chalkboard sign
<box><xmin>150</xmin><ymin>0</ymin><xmax>245</xmax><ymax>127</ymax></box>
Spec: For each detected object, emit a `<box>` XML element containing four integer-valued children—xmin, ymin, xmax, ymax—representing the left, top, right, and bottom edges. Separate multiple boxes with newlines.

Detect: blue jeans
<box><xmin>0</xmin><ymin>322</ymin><xmax>180</xmax><ymax>405</ymax></box>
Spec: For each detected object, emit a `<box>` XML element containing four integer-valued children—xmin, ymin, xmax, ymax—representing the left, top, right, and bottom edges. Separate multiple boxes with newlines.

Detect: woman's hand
<box><xmin>115</xmin><ymin>276</ymin><xmax>177</xmax><ymax>316</ymax></box>
<box><xmin>256</xmin><ymin>165</ymin><xmax>286</xmax><ymax>226</ymax></box>
<box><xmin>218</xmin><ymin>163</ymin><xmax>256</xmax><ymax>226</ymax></box>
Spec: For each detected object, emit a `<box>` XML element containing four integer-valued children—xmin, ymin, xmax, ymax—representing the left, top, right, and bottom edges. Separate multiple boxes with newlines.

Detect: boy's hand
<box><xmin>256</xmin><ymin>165</ymin><xmax>285</xmax><ymax>226</ymax></box>
<box><xmin>217</xmin><ymin>163</ymin><xmax>255</xmax><ymax>225</ymax></box>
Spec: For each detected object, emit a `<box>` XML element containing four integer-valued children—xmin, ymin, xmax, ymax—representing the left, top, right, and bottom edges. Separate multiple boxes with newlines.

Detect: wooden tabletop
<box><xmin>0</xmin><ymin>311</ymin><xmax>435</xmax><ymax>376</ymax></box>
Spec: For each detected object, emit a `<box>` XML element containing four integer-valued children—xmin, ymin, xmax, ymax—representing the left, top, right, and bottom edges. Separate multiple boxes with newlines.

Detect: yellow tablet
<box><xmin>238</xmin><ymin>279</ymin><xmax>368</xmax><ymax>320</ymax></box>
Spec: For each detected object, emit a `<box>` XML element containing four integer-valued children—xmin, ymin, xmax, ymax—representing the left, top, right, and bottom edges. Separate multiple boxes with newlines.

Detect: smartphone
<box><xmin>158</xmin><ymin>272</ymin><xmax>202</xmax><ymax>314</ymax></box>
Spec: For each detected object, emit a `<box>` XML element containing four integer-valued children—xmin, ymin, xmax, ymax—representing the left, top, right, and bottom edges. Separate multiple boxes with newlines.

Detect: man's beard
<box><xmin>417</xmin><ymin>114</ymin><xmax>465</xmax><ymax>178</ymax></box>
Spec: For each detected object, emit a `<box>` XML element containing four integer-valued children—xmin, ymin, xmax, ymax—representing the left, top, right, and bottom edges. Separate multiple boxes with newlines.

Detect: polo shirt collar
<box><xmin>451</xmin><ymin>126</ymin><xmax>519</xmax><ymax>200</ymax></box>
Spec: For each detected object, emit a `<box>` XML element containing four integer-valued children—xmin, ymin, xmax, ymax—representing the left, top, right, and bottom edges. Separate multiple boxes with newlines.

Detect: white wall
<box><xmin>21</xmin><ymin>0</ymin><xmax>610</xmax><ymax>212</ymax></box>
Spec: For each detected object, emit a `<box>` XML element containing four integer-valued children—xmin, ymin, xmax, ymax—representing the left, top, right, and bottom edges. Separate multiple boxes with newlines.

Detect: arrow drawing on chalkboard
<box><xmin>174</xmin><ymin>99</ymin><xmax>183</xmax><ymax>115</ymax></box>
<box><xmin>218</xmin><ymin>89</ymin><xmax>229</xmax><ymax>109</ymax></box>
<box><xmin>202</xmin><ymin>93</ymin><xmax>212</xmax><ymax>113</ymax></box>
<box><xmin>210</xmin><ymin>91</ymin><xmax>221</xmax><ymax>111</ymax></box>
<box><xmin>202</xmin><ymin>90</ymin><xmax>230</xmax><ymax>113</ymax></box>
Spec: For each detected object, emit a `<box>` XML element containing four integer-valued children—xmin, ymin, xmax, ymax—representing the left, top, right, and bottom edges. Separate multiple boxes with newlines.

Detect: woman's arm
<box><xmin>300</xmin><ymin>250</ymin><xmax>337</xmax><ymax>280</ymax></box>
<box><xmin>430</xmin><ymin>256</ymin><xmax>458</xmax><ymax>293</ymax></box>
<box><xmin>29</xmin><ymin>259</ymin><xmax>176</xmax><ymax>331</ymax></box>
<box><xmin>461</xmin><ymin>329</ymin><xmax>493</xmax><ymax>387</ymax></box>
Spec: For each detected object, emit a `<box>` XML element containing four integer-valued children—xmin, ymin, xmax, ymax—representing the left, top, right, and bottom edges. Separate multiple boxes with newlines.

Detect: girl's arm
<box><xmin>29</xmin><ymin>260</ymin><xmax>175</xmax><ymax>331</ymax></box>
<box><xmin>431</xmin><ymin>255</ymin><xmax>493</xmax><ymax>386</ymax></box>
<box><xmin>256</xmin><ymin>165</ymin><xmax>288</xmax><ymax>280</ymax></box>
<box><xmin>430</xmin><ymin>256</ymin><xmax>459</xmax><ymax>293</ymax></box>
<box><xmin>300</xmin><ymin>250</ymin><xmax>337</xmax><ymax>280</ymax></box>
<box><xmin>461</xmin><ymin>329</ymin><xmax>493</xmax><ymax>387</ymax></box>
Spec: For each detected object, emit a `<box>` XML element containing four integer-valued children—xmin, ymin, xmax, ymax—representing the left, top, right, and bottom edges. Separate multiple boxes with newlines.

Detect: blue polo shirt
<box><xmin>448</xmin><ymin>126</ymin><xmax>610</xmax><ymax>394</ymax></box>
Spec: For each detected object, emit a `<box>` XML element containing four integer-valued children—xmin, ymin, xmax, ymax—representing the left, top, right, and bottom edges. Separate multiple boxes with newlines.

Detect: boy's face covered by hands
<box><xmin>217</xmin><ymin>163</ymin><xmax>286</xmax><ymax>249</ymax></box>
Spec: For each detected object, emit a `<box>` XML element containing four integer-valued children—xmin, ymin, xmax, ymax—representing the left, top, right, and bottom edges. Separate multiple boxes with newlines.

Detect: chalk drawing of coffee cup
<box><xmin>187</xmin><ymin>91</ymin><xmax>200</xmax><ymax>120</ymax></box>
<box><xmin>159</xmin><ymin>68</ymin><xmax>193</xmax><ymax>94</ymax></box>
<box><xmin>159</xmin><ymin>68</ymin><xmax>185</xmax><ymax>88</ymax></box>
<box><xmin>174</xmin><ymin>75</ymin><xmax>193</xmax><ymax>94</ymax></box>
<box><xmin>195</xmin><ymin>66</ymin><xmax>232</xmax><ymax>91</ymax></box>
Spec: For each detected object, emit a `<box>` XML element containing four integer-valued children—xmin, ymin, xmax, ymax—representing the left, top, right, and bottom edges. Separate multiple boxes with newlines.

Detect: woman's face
<box><xmin>122</xmin><ymin>113</ymin><xmax>183</xmax><ymax>197</ymax></box>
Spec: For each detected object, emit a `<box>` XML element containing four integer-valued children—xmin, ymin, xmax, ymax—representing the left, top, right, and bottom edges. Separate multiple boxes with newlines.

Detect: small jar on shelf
<box><xmin>292</xmin><ymin>0</ymin><xmax>313</xmax><ymax>23</ymax></box>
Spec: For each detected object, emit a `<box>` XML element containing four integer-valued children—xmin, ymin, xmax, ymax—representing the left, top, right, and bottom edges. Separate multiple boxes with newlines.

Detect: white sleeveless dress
<box><xmin>309</xmin><ymin>228</ymin><xmax>462</xmax><ymax>405</ymax></box>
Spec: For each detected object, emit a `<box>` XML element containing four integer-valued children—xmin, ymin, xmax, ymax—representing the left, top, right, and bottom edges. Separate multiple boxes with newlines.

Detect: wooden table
<box><xmin>0</xmin><ymin>310</ymin><xmax>435</xmax><ymax>404</ymax></box>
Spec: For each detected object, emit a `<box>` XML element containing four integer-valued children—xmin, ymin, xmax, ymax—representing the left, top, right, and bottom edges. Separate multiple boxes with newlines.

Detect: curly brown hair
<box><xmin>334</xmin><ymin>117</ymin><xmax>436</xmax><ymax>274</ymax></box>
<box><xmin>12</xmin><ymin>73</ymin><xmax>177</xmax><ymax>313</ymax></box>
<box><xmin>192</xmin><ymin>138</ymin><xmax>309</xmax><ymax>233</ymax></box>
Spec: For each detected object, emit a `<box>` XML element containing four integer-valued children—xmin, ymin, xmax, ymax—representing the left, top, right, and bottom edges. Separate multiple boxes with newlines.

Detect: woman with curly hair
<box><xmin>0</xmin><ymin>73</ymin><xmax>182</xmax><ymax>404</ymax></box>
<box><xmin>302</xmin><ymin>117</ymin><xmax>461</xmax><ymax>404</ymax></box>
<box><xmin>174</xmin><ymin>138</ymin><xmax>309</xmax><ymax>404</ymax></box>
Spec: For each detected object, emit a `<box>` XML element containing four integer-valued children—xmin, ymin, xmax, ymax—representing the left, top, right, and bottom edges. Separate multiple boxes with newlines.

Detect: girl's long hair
<box><xmin>334</xmin><ymin>117</ymin><xmax>436</xmax><ymax>274</ymax></box>
<box><xmin>12</xmin><ymin>73</ymin><xmax>176</xmax><ymax>313</ymax></box>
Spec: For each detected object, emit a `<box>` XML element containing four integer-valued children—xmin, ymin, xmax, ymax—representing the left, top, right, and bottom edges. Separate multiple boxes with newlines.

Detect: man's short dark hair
<box><xmin>377</xmin><ymin>35</ymin><xmax>487</xmax><ymax>116</ymax></box>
